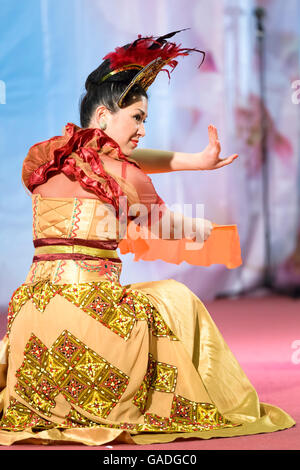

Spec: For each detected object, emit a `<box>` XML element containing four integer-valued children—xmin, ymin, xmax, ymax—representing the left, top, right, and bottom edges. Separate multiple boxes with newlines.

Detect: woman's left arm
<box><xmin>131</xmin><ymin>125</ymin><xmax>239</xmax><ymax>174</ymax></box>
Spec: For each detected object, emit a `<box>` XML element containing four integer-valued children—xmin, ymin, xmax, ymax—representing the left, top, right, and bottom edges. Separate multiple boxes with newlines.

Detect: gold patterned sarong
<box><xmin>0</xmin><ymin>195</ymin><xmax>295</xmax><ymax>446</ymax></box>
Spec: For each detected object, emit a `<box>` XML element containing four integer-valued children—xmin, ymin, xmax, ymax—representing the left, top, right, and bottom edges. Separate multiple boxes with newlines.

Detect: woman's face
<box><xmin>92</xmin><ymin>96</ymin><xmax>148</xmax><ymax>156</ymax></box>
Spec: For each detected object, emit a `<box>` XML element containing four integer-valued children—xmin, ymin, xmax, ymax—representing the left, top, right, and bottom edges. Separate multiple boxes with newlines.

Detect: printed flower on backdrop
<box><xmin>199</xmin><ymin>51</ymin><xmax>218</xmax><ymax>73</ymax></box>
<box><xmin>235</xmin><ymin>93</ymin><xmax>293</xmax><ymax>177</ymax></box>
<box><xmin>273</xmin><ymin>133</ymin><xmax>293</xmax><ymax>160</ymax></box>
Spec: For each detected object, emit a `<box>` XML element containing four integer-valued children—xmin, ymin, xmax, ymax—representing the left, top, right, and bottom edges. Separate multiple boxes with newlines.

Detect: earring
<box><xmin>99</xmin><ymin>119</ymin><xmax>107</xmax><ymax>131</ymax></box>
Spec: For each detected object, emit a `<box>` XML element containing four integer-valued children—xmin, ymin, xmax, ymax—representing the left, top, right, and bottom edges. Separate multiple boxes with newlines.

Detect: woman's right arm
<box><xmin>153</xmin><ymin>207</ymin><xmax>213</xmax><ymax>242</ymax></box>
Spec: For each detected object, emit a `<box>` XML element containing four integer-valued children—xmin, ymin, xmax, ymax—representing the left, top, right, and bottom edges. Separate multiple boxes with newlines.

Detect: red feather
<box><xmin>103</xmin><ymin>35</ymin><xmax>192</xmax><ymax>71</ymax></box>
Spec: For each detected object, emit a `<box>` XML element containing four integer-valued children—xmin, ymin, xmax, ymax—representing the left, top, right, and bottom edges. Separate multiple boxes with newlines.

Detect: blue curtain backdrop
<box><xmin>1</xmin><ymin>0</ymin><xmax>300</xmax><ymax>308</ymax></box>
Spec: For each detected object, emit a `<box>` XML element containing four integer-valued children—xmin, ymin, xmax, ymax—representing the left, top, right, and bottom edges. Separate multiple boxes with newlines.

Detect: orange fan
<box><xmin>118</xmin><ymin>222</ymin><xmax>242</xmax><ymax>269</ymax></box>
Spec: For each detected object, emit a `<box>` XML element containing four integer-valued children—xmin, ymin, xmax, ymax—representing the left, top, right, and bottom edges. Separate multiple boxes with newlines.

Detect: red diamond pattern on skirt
<box><xmin>55</xmin><ymin>335</ymin><xmax>81</xmax><ymax>361</ymax></box>
<box><xmin>64</xmin><ymin>375</ymin><xmax>88</xmax><ymax>400</ymax></box>
<box><xmin>26</xmin><ymin>338</ymin><xmax>48</xmax><ymax>364</ymax></box>
<box><xmin>87</xmin><ymin>297</ymin><xmax>110</xmax><ymax>316</ymax></box>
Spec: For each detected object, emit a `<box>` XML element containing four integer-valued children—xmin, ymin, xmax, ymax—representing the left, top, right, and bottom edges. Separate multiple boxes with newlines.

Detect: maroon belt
<box><xmin>33</xmin><ymin>238</ymin><xmax>121</xmax><ymax>263</ymax></box>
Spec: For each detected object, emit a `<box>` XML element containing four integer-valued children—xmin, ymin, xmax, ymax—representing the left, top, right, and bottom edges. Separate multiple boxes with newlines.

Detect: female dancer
<box><xmin>0</xmin><ymin>31</ymin><xmax>295</xmax><ymax>446</ymax></box>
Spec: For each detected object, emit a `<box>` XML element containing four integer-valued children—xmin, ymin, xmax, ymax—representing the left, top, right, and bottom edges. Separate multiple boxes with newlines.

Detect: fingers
<box><xmin>208</xmin><ymin>125</ymin><xmax>221</xmax><ymax>153</ymax></box>
<box><xmin>216</xmin><ymin>154</ymin><xmax>239</xmax><ymax>168</ymax></box>
<box><xmin>207</xmin><ymin>126</ymin><xmax>239</xmax><ymax>168</ymax></box>
<box><xmin>208</xmin><ymin>124</ymin><xmax>219</xmax><ymax>143</ymax></box>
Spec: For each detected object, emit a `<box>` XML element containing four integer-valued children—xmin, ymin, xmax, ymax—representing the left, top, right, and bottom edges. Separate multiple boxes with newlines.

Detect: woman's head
<box><xmin>79</xmin><ymin>59</ymin><xmax>148</xmax><ymax>156</ymax></box>
<box><xmin>79</xmin><ymin>32</ymin><xmax>205</xmax><ymax>155</ymax></box>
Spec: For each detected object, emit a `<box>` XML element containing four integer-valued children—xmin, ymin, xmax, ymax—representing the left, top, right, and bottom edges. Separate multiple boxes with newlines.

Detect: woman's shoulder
<box><xmin>32</xmin><ymin>173</ymin><xmax>98</xmax><ymax>199</ymax></box>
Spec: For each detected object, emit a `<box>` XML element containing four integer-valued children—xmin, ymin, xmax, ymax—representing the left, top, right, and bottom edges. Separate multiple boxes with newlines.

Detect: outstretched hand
<box><xmin>192</xmin><ymin>125</ymin><xmax>239</xmax><ymax>171</ymax></box>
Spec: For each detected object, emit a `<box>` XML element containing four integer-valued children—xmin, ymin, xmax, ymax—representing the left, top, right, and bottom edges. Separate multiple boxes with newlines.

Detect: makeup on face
<box><xmin>105</xmin><ymin>97</ymin><xmax>148</xmax><ymax>156</ymax></box>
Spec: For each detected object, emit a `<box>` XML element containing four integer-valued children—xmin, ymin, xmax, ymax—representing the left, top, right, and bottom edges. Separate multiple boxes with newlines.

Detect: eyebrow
<box><xmin>136</xmin><ymin>108</ymin><xmax>148</xmax><ymax>118</ymax></box>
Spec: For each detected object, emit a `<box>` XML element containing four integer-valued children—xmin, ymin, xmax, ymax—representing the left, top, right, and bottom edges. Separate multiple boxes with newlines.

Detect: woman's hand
<box><xmin>190</xmin><ymin>125</ymin><xmax>239</xmax><ymax>171</ymax></box>
<box><xmin>184</xmin><ymin>217</ymin><xmax>213</xmax><ymax>243</ymax></box>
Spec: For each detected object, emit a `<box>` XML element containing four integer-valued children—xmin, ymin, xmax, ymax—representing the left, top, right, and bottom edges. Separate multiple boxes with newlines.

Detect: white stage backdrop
<box><xmin>0</xmin><ymin>0</ymin><xmax>299</xmax><ymax>307</ymax></box>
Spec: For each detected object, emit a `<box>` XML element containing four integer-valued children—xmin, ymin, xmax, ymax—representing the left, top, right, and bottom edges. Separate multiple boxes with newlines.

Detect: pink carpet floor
<box><xmin>0</xmin><ymin>292</ymin><xmax>299</xmax><ymax>451</ymax></box>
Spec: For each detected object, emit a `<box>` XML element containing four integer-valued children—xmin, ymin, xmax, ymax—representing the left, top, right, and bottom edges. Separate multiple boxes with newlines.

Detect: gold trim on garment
<box><xmin>34</xmin><ymin>245</ymin><xmax>120</xmax><ymax>259</ymax></box>
<box><xmin>99</xmin><ymin>64</ymin><xmax>144</xmax><ymax>84</ymax></box>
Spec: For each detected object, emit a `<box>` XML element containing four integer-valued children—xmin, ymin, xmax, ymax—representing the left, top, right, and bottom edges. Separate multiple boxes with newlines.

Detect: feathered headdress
<box><xmin>100</xmin><ymin>29</ymin><xmax>206</xmax><ymax>107</ymax></box>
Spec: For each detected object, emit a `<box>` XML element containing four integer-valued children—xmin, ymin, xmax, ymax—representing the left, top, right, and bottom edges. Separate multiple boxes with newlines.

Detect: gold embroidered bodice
<box><xmin>25</xmin><ymin>194</ymin><xmax>123</xmax><ymax>285</ymax></box>
<box><xmin>32</xmin><ymin>194</ymin><xmax>120</xmax><ymax>242</ymax></box>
